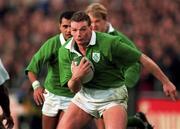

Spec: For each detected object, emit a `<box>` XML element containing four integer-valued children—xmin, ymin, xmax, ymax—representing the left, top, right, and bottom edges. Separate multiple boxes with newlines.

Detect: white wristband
<box><xmin>32</xmin><ymin>80</ymin><xmax>40</xmax><ymax>90</ymax></box>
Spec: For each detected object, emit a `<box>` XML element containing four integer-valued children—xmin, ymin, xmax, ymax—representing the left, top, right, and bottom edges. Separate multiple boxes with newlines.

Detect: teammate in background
<box><xmin>85</xmin><ymin>3</ymin><xmax>153</xmax><ymax>129</ymax></box>
<box><xmin>86</xmin><ymin>3</ymin><xmax>140</xmax><ymax>88</ymax></box>
<box><xmin>57</xmin><ymin>11</ymin><xmax>177</xmax><ymax>129</ymax></box>
<box><xmin>0</xmin><ymin>58</ymin><xmax>14</xmax><ymax>129</ymax></box>
<box><xmin>25</xmin><ymin>11</ymin><xmax>76</xmax><ymax>129</ymax></box>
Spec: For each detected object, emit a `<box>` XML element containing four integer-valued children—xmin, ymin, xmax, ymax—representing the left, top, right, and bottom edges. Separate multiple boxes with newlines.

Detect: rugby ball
<box><xmin>71</xmin><ymin>56</ymin><xmax>94</xmax><ymax>83</ymax></box>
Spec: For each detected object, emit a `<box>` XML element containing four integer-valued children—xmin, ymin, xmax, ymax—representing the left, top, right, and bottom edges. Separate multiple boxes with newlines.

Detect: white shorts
<box><xmin>72</xmin><ymin>85</ymin><xmax>128</xmax><ymax>118</ymax></box>
<box><xmin>42</xmin><ymin>89</ymin><xmax>72</xmax><ymax>117</ymax></box>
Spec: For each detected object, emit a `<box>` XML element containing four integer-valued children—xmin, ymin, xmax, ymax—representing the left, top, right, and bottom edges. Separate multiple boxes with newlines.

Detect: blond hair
<box><xmin>85</xmin><ymin>3</ymin><xmax>108</xmax><ymax>20</ymax></box>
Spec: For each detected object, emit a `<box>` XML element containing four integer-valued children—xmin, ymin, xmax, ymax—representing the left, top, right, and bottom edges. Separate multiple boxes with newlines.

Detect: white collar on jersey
<box><xmin>107</xmin><ymin>23</ymin><xmax>115</xmax><ymax>33</ymax></box>
<box><xmin>59</xmin><ymin>33</ymin><xmax>66</xmax><ymax>45</ymax></box>
<box><xmin>65</xmin><ymin>31</ymin><xmax>96</xmax><ymax>55</ymax></box>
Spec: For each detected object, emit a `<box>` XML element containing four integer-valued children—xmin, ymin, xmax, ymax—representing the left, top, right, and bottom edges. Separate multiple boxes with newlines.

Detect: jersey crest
<box><xmin>92</xmin><ymin>52</ymin><xmax>100</xmax><ymax>63</ymax></box>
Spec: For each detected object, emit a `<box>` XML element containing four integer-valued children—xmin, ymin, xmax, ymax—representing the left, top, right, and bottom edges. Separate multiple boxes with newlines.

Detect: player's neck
<box><xmin>78</xmin><ymin>45</ymin><xmax>87</xmax><ymax>56</ymax></box>
<box><xmin>105</xmin><ymin>23</ymin><xmax>109</xmax><ymax>33</ymax></box>
<box><xmin>74</xmin><ymin>43</ymin><xmax>87</xmax><ymax>56</ymax></box>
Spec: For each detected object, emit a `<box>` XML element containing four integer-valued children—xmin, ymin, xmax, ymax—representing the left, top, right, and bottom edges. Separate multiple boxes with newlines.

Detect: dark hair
<box><xmin>71</xmin><ymin>11</ymin><xmax>91</xmax><ymax>26</ymax></box>
<box><xmin>59</xmin><ymin>11</ymin><xmax>75</xmax><ymax>24</ymax></box>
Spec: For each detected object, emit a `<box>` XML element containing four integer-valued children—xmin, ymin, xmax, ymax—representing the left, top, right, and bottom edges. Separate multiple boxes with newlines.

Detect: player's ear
<box><xmin>58</xmin><ymin>23</ymin><xmax>61</xmax><ymax>32</ymax></box>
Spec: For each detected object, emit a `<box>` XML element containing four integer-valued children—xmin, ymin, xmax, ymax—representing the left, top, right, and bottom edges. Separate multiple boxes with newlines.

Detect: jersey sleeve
<box><xmin>111</xmin><ymin>38</ymin><xmax>142</xmax><ymax>67</ymax></box>
<box><xmin>115</xmin><ymin>32</ymin><xmax>141</xmax><ymax>88</ymax></box>
<box><xmin>116</xmin><ymin>31</ymin><xmax>137</xmax><ymax>48</ymax></box>
<box><xmin>109</xmin><ymin>31</ymin><xmax>141</xmax><ymax>87</ymax></box>
<box><xmin>25</xmin><ymin>38</ymin><xmax>58</xmax><ymax>75</ymax></box>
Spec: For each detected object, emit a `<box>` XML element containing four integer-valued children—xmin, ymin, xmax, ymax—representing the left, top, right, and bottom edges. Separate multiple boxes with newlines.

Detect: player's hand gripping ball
<box><xmin>71</xmin><ymin>56</ymin><xmax>94</xmax><ymax>83</ymax></box>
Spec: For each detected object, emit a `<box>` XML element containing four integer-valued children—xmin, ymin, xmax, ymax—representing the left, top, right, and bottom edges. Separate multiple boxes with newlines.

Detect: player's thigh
<box><xmin>42</xmin><ymin>114</ymin><xmax>59</xmax><ymax>129</ymax></box>
<box><xmin>103</xmin><ymin>105</ymin><xmax>127</xmax><ymax>129</ymax></box>
<box><xmin>58</xmin><ymin>110</ymin><xmax>65</xmax><ymax>122</ymax></box>
<box><xmin>57</xmin><ymin>102</ymin><xmax>93</xmax><ymax>129</ymax></box>
<box><xmin>94</xmin><ymin>118</ymin><xmax>105</xmax><ymax>129</ymax></box>
<box><xmin>42</xmin><ymin>110</ymin><xmax>64</xmax><ymax>129</ymax></box>
<box><xmin>83</xmin><ymin>119</ymin><xmax>97</xmax><ymax>129</ymax></box>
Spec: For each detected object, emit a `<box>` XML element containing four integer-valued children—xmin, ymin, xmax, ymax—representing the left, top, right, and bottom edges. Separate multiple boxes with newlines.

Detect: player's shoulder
<box><xmin>95</xmin><ymin>32</ymin><xmax>120</xmax><ymax>46</ymax></box>
<box><xmin>45</xmin><ymin>34</ymin><xmax>60</xmax><ymax>43</ymax></box>
<box><xmin>40</xmin><ymin>34</ymin><xmax>60</xmax><ymax>49</ymax></box>
<box><xmin>96</xmin><ymin>31</ymin><xmax>120</xmax><ymax>40</ymax></box>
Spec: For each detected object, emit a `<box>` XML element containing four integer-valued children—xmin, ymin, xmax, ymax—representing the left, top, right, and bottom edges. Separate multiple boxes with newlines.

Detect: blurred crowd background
<box><xmin>0</xmin><ymin>0</ymin><xmax>180</xmax><ymax>129</ymax></box>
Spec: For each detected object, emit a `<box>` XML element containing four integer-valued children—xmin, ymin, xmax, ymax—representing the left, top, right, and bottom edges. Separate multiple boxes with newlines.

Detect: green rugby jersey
<box><xmin>59</xmin><ymin>31</ymin><xmax>142</xmax><ymax>89</ymax></box>
<box><xmin>107</xmin><ymin>24</ymin><xmax>141</xmax><ymax>88</ymax></box>
<box><xmin>25</xmin><ymin>34</ymin><xmax>74</xmax><ymax>97</ymax></box>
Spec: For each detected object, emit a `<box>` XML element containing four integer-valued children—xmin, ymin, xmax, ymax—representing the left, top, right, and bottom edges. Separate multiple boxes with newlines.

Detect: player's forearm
<box><xmin>27</xmin><ymin>71</ymin><xmax>38</xmax><ymax>83</ymax></box>
<box><xmin>68</xmin><ymin>76</ymin><xmax>81</xmax><ymax>93</ymax></box>
<box><xmin>140</xmin><ymin>54</ymin><xmax>170</xmax><ymax>85</ymax></box>
<box><xmin>27</xmin><ymin>72</ymin><xmax>42</xmax><ymax>90</ymax></box>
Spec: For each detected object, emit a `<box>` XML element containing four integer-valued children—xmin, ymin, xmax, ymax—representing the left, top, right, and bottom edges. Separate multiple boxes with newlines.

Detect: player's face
<box><xmin>59</xmin><ymin>18</ymin><xmax>71</xmax><ymax>40</ymax></box>
<box><xmin>71</xmin><ymin>21</ymin><xmax>92</xmax><ymax>46</ymax></box>
<box><xmin>88</xmin><ymin>13</ymin><xmax>107</xmax><ymax>32</ymax></box>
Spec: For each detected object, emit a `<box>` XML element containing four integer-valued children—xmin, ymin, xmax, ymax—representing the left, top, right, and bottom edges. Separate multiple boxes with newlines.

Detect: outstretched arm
<box><xmin>140</xmin><ymin>54</ymin><xmax>177</xmax><ymax>100</ymax></box>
